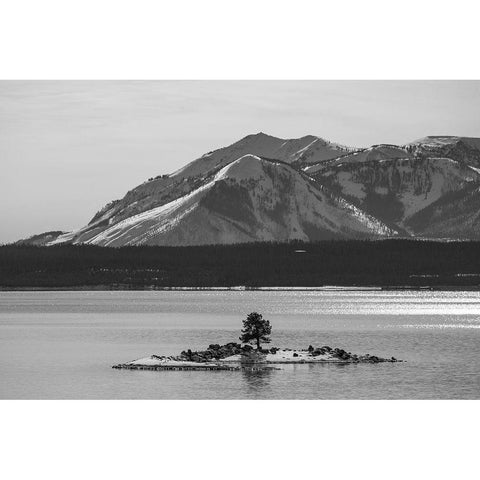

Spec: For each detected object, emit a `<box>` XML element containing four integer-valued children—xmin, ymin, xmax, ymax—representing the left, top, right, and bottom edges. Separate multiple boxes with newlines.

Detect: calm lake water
<box><xmin>1</xmin><ymin>290</ymin><xmax>479</xmax><ymax>399</ymax></box>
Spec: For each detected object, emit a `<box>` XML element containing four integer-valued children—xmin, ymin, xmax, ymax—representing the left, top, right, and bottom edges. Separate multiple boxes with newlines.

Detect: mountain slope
<box><xmin>15</xmin><ymin>231</ymin><xmax>66</xmax><ymax>246</ymax></box>
<box><xmin>51</xmin><ymin>133</ymin><xmax>357</xmax><ymax>245</ymax></box>
<box><xmin>173</xmin><ymin>132</ymin><xmax>353</xmax><ymax>179</ymax></box>
<box><xmin>405</xmin><ymin>183</ymin><xmax>480</xmax><ymax>239</ymax></box>
<box><xmin>310</xmin><ymin>156</ymin><xmax>480</xmax><ymax>229</ymax></box>
<box><xmin>18</xmin><ymin>131</ymin><xmax>480</xmax><ymax>247</ymax></box>
<box><xmin>409</xmin><ymin>136</ymin><xmax>480</xmax><ymax>166</ymax></box>
<box><xmin>305</xmin><ymin>144</ymin><xmax>412</xmax><ymax>175</ymax></box>
<box><xmin>72</xmin><ymin>155</ymin><xmax>395</xmax><ymax>247</ymax></box>
<box><xmin>306</xmin><ymin>136</ymin><xmax>480</xmax><ymax>236</ymax></box>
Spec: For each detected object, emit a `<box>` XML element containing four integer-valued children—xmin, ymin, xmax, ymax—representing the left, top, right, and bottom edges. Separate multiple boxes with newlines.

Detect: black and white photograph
<box><xmin>1</xmin><ymin>1</ymin><xmax>478</xmax><ymax>479</ymax></box>
<box><xmin>2</xmin><ymin>79</ymin><xmax>480</xmax><ymax>400</ymax></box>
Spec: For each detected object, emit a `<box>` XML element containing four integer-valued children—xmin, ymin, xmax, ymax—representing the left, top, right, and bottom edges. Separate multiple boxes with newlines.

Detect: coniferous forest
<box><xmin>1</xmin><ymin>240</ymin><xmax>480</xmax><ymax>289</ymax></box>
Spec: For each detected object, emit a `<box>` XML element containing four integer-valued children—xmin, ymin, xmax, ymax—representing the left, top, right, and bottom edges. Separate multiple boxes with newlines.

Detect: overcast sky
<box><xmin>1</xmin><ymin>80</ymin><xmax>479</xmax><ymax>243</ymax></box>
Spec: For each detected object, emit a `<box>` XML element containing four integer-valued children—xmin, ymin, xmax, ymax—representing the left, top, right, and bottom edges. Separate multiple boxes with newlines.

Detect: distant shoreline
<box><xmin>2</xmin><ymin>285</ymin><xmax>480</xmax><ymax>292</ymax></box>
<box><xmin>3</xmin><ymin>241</ymin><xmax>480</xmax><ymax>291</ymax></box>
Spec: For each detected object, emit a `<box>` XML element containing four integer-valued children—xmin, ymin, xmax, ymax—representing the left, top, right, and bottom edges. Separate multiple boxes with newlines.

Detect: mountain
<box><xmin>309</xmin><ymin>153</ymin><xmax>480</xmax><ymax>231</ymax></box>
<box><xmin>15</xmin><ymin>231</ymin><xmax>66</xmax><ymax>246</ymax></box>
<box><xmin>49</xmin><ymin>133</ymin><xmax>356</xmax><ymax>246</ymax></box>
<box><xmin>306</xmin><ymin>139</ymin><xmax>480</xmax><ymax>235</ymax></box>
<box><xmin>52</xmin><ymin>155</ymin><xmax>395</xmax><ymax>247</ymax></box>
<box><xmin>409</xmin><ymin>136</ymin><xmax>480</xmax><ymax>166</ymax></box>
<box><xmin>17</xmin><ymin>132</ymin><xmax>480</xmax><ymax>247</ymax></box>
<box><xmin>405</xmin><ymin>183</ymin><xmax>480</xmax><ymax>239</ymax></box>
<box><xmin>305</xmin><ymin>144</ymin><xmax>412</xmax><ymax>175</ymax></box>
<box><xmin>172</xmin><ymin>132</ymin><xmax>354</xmax><ymax>178</ymax></box>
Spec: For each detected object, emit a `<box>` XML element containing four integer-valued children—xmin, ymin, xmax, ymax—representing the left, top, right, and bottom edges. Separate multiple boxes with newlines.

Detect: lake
<box><xmin>0</xmin><ymin>290</ymin><xmax>479</xmax><ymax>399</ymax></box>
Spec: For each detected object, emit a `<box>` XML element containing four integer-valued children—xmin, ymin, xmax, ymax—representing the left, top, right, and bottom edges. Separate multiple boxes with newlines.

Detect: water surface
<box><xmin>1</xmin><ymin>291</ymin><xmax>479</xmax><ymax>399</ymax></box>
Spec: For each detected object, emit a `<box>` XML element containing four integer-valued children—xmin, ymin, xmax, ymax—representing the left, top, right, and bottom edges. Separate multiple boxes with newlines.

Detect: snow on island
<box><xmin>112</xmin><ymin>343</ymin><xmax>402</xmax><ymax>371</ymax></box>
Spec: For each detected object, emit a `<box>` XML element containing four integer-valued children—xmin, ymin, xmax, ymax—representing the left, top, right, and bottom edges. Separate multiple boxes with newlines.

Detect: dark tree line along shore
<box><xmin>1</xmin><ymin>240</ymin><xmax>480</xmax><ymax>289</ymax></box>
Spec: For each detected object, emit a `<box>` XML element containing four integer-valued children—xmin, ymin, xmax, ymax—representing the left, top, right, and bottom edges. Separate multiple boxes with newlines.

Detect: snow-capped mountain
<box><xmin>305</xmin><ymin>137</ymin><xmax>480</xmax><ymax>236</ymax></box>
<box><xmin>172</xmin><ymin>132</ymin><xmax>354</xmax><ymax>179</ymax></box>
<box><xmin>310</xmin><ymin>154</ymin><xmax>480</xmax><ymax>231</ymax></box>
<box><xmin>48</xmin><ymin>133</ymin><xmax>365</xmax><ymax>246</ymax></box>
<box><xmin>20</xmin><ymin>132</ymin><xmax>480</xmax><ymax>247</ymax></box>
<box><xmin>51</xmin><ymin>155</ymin><xmax>395</xmax><ymax>247</ymax></box>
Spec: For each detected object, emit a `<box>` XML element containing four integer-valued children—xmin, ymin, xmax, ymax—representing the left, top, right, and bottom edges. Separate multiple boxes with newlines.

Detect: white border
<box><xmin>1</xmin><ymin>1</ymin><xmax>479</xmax><ymax>478</ymax></box>
<box><xmin>1</xmin><ymin>401</ymin><xmax>478</xmax><ymax>480</ymax></box>
<box><xmin>1</xmin><ymin>0</ymin><xmax>479</xmax><ymax>79</ymax></box>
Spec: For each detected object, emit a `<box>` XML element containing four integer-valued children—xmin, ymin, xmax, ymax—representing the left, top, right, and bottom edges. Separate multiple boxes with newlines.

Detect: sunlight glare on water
<box><xmin>0</xmin><ymin>290</ymin><xmax>479</xmax><ymax>399</ymax></box>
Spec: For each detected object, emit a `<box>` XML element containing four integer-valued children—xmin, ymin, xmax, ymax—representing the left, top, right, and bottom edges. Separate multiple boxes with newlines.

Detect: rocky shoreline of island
<box><xmin>112</xmin><ymin>342</ymin><xmax>403</xmax><ymax>371</ymax></box>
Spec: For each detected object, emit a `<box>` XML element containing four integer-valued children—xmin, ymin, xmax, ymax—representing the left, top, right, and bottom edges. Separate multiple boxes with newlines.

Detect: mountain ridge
<box><xmin>63</xmin><ymin>155</ymin><xmax>396</xmax><ymax>247</ymax></box>
<box><xmin>17</xmin><ymin>132</ymin><xmax>480</xmax><ymax>246</ymax></box>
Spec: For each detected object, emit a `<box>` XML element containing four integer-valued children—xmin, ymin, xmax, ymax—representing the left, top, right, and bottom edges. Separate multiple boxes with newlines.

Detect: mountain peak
<box><xmin>216</xmin><ymin>154</ymin><xmax>270</xmax><ymax>182</ymax></box>
<box><xmin>242</xmin><ymin>131</ymin><xmax>281</xmax><ymax>141</ymax></box>
<box><xmin>243</xmin><ymin>132</ymin><xmax>322</xmax><ymax>144</ymax></box>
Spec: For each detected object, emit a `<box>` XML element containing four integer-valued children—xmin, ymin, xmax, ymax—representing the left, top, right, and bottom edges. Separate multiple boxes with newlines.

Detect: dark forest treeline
<box><xmin>1</xmin><ymin>240</ymin><xmax>480</xmax><ymax>289</ymax></box>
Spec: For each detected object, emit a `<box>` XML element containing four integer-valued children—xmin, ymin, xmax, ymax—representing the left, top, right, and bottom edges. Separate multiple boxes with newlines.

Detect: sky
<box><xmin>1</xmin><ymin>80</ymin><xmax>480</xmax><ymax>244</ymax></box>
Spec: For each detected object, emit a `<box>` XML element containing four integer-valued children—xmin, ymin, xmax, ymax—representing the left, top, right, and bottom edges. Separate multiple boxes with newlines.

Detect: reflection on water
<box><xmin>241</xmin><ymin>368</ymin><xmax>275</xmax><ymax>394</ymax></box>
<box><xmin>1</xmin><ymin>291</ymin><xmax>479</xmax><ymax>399</ymax></box>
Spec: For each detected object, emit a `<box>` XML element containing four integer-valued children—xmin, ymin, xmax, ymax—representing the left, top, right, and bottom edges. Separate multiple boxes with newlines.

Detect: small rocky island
<box><xmin>113</xmin><ymin>312</ymin><xmax>402</xmax><ymax>371</ymax></box>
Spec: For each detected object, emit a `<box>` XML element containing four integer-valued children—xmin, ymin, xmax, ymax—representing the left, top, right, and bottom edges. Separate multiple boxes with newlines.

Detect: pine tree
<box><xmin>239</xmin><ymin>312</ymin><xmax>272</xmax><ymax>350</ymax></box>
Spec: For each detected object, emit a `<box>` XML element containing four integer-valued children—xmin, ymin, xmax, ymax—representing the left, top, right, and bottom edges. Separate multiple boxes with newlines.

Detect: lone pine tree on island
<box><xmin>239</xmin><ymin>312</ymin><xmax>272</xmax><ymax>350</ymax></box>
